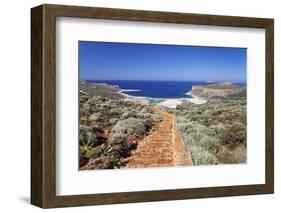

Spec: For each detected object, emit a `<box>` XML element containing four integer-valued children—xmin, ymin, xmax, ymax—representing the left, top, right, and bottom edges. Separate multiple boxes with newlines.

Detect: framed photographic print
<box><xmin>31</xmin><ymin>4</ymin><xmax>274</xmax><ymax>208</ymax></box>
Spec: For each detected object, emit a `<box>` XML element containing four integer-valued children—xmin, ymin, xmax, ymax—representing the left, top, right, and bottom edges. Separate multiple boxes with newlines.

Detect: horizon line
<box><xmin>81</xmin><ymin>79</ymin><xmax>247</xmax><ymax>83</ymax></box>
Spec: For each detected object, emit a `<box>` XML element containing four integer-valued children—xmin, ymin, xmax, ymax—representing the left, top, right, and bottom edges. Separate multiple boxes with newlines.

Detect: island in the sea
<box><xmin>79</xmin><ymin>80</ymin><xmax>247</xmax><ymax>170</ymax></box>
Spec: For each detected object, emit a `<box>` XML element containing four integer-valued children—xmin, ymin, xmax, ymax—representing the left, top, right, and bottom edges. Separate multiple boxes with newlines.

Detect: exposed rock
<box><xmin>190</xmin><ymin>83</ymin><xmax>244</xmax><ymax>98</ymax></box>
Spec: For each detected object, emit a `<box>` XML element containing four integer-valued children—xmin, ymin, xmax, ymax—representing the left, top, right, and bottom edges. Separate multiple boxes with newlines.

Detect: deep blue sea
<box><xmin>86</xmin><ymin>80</ymin><xmax>213</xmax><ymax>99</ymax></box>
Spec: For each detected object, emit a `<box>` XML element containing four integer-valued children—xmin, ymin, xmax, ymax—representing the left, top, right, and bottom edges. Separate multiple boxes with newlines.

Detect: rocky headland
<box><xmin>189</xmin><ymin>82</ymin><xmax>244</xmax><ymax>99</ymax></box>
<box><xmin>80</xmin><ymin>81</ymin><xmax>123</xmax><ymax>98</ymax></box>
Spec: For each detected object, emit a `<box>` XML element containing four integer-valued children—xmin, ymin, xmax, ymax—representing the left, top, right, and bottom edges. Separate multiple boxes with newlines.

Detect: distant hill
<box><xmin>190</xmin><ymin>83</ymin><xmax>245</xmax><ymax>98</ymax></box>
<box><xmin>80</xmin><ymin>81</ymin><xmax>123</xmax><ymax>98</ymax></box>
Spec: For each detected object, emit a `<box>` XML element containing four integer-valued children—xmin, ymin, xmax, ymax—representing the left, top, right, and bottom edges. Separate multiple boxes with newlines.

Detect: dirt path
<box><xmin>126</xmin><ymin>107</ymin><xmax>193</xmax><ymax>168</ymax></box>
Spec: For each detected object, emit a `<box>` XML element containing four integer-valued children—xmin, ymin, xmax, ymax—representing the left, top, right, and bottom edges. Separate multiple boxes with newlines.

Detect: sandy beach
<box><xmin>185</xmin><ymin>91</ymin><xmax>207</xmax><ymax>104</ymax></box>
<box><xmin>157</xmin><ymin>96</ymin><xmax>207</xmax><ymax>109</ymax></box>
<box><xmin>119</xmin><ymin>91</ymin><xmax>150</xmax><ymax>104</ymax></box>
<box><xmin>119</xmin><ymin>89</ymin><xmax>207</xmax><ymax>108</ymax></box>
<box><xmin>156</xmin><ymin>91</ymin><xmax>207</xmax><ymax>108</ymax></box>
<box><xmin>119</xmin><ymin>86</ymin><xmax>207</xmax><ymax>109</ymax></box>
<box><xmin>157</xmin><ymin>99</ymin><xmax>183</xmax><ymax>108</ymax></box>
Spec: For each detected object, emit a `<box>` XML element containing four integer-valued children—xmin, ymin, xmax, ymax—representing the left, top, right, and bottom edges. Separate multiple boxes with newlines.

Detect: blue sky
<box><xmin>79</xmin><ymin>41</ymin><xmax>246</xmax><ymax>83</ymax></box>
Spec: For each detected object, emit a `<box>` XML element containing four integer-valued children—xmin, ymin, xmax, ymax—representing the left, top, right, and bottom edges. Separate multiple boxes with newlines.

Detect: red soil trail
<box><xmin>126</xmin><ymin>106</ymin><xmax>193</xmax><ymax>168</ymax></box>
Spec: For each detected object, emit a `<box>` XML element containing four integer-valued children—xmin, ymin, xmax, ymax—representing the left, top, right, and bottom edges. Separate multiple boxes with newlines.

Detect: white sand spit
<box><xmin>157</xmin><ymin>99</ymin><xmax>183</xmax><ymax>109</ymax></box>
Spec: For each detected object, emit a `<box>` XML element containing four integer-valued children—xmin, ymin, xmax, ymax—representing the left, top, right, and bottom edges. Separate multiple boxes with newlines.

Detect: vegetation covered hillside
<box><xmin>174</xmin><ymin>85</ymin><xmax>247</xmax><ymax>165</ymax></box>
<box><xmin>79</xmin><ymin>82</ymin><xmax>163</xmax><ymax>170</ymax></box>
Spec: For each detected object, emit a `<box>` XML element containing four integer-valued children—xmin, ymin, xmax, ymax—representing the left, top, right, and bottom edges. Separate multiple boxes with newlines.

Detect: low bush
<box><xmin>199</xmin><ymin>135</ymin><xmax>221</xmax><ymax>153</ymax></box>
<box><xmin>188</xmin><ymin>131</ymin><xmax>206</xmax><ymax>142</ymax></box>
<box><xmin>136</xmin><ymin>112</ymin><xmax>151</xmax><ymax>119</ymax></box>
<box><xmin>84</xmin><ymin>146</ymin><xmax>103</xmax><ymax>158</ymax></box>
<box><xmin>151</xmin><ymin>114</ymin><xmax>163</xmax><ymax>122</ymax></box>
<box><xmin>177</xmin><ymin>115</ymin><xmax>221</xmax><ymax>165</ymax></box>
<box><xmin>112</xmin><ymin>118</ymin><xmax>146</xmax><ymax>136</ymax></box>
<box><xmin>177</xmin><ymin>121</ymin><xmax>192</xmax><ymax>133</ymax></box>
<box><xmin>192</xmin><ymin>123</ymin><xmax>216</xmax><ymax>136</ymax></box>
<box><xmin>218</xmin><ymin>122</ymin><xmax>246</xmax><ymax>147</ymax></box>
<box><xmin>109</xmin><ymin>108</ymin><xmax>122</xmax><ymax>116</ymax></box>
<box><xmin>140</xmin><ymin>108</ymin><xmax>149</xmax><ymax>113</ymax></box>
<box><xmin>109</xmin><ymin>118</ymin><xmax>118</xmax><ymax>125</ymax></box>
<box><xmin>122</xmin><ymin>110</ymin><xmax>137</xmax><ymax>119</ymax></box>
<box><xmin>109</xmin><ymin>133</ymin><xmax>128</xmax><ymax>145</ymax></box>
<box><xmin>88</xmin><ymin>112</ymin><xmax>102</xmax><ymax>122</ymax></box>
<box><xmin>79</xmin><ymin>125</ymin><xmax>99</xmax><ymax>154</ymax></box>
<box><xmin>108</xmin><ymin>133</ymin><xmax>136</xmax><ymax>159</ymax></box>
<box><xmin>182</xmin><ymin>133</ymin><xmax>220</xmax><ymax>152</ymax></box>
<box><xmin>80</xmin><ymin>104</ymin><xmax>90</xmax><ymax>115</ymax></box>
<box><xmin>177</xmin><ymin>116</ymin><xmax>188</xmax><ymax>123</ymax></box>
<box><xmin>217</xmin><ymin>145</ymin><xmax>246</xmax><ymax>164</ymax></box>
<box><xmin>189</xmin><ymin>145</ymin><xmax>218</xmax><ymax>165</ymax></box>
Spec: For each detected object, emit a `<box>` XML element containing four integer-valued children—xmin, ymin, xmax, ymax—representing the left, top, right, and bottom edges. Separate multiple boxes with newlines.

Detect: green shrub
<box><xmin>188</xmin><ymin>131</ymin><xmax>206</xmax><ymax>142</ymax></box>
<box><xmin>217</xmin><ymin>145</ymin><xmax>246</xmax><ymax>164</ymax></box>
<box><xmin>189</xmin><ymin>145</ymin><xmax>218</xmax><ymax>165</ymax></box>
<box><xmin>109</xmin><ymin>108</ymin><xmax>122</xmax><ymax>116</ymax></box>
<box><xmin>218</xmin><ymin>122</ymin><xmax>246</xmax><ymax>147</ymax></box>
<box><xmin>209</xmin><ymin>123</ymin><xmax>225</xmax><ymax>132</ymax></box>
<box><xmin>192</xmin><ymin>123</ymin><xmax>216</xmax><ymax>136</ymax></box>
<box><xmin>112</xmin><ymin>118</ymin><xmax>146</xmax><ymax>136</ymax></box>
<box><xmin>177</xmin><ymin>121</ymin><xmax>192</xmax><ymax>132</ymax></box>
<box><xmin>107</xmin><ymin>133</ymin><xmax>137</xmax><ymax>160</ymax></box>
<box><xmin>109</xmin><ymin>118</ymin><xmax>118</xmax><ymax>125</ymax></box>
<box><xmin>140</xmin><ymin>108</ymin><xmax>149</xmax><ymax>113</ymax></box>
<box><xmin>122</xmin><ymin>110</ymin><xmax>137</xmax><ymax>119</ymax></box>
<box><xmin>182</xmin><ymin>134</ymin><xmax>195</xmax><ymax>146</ymax></box>
<box><xmin>177</xmin><ymin>116</ymin><xmax>221</xmax><ymax>165</ymax></box>
<box><xmin>99</xmin><ymin>102</ymin><xmax>111</xmax><ymax>108</ymax></box>
<box><xmin>80</xmin><ymin>105</ymin><xmax>89</xmax><ymax>111</ymax></box>
<box><xmin>199</xmin><ymin>135</ymin><xmax>221</xmax><ymax>153</ymax></box>
<box><xmin>85</xmin><ymin>98</ymin><xmax>95</xmax><ymax>106</ymax></box>
<box><xmin>143</xmin><ymin>112</ymin><xmax>153</xmax><ymax>119</ymax></box>
<box><xmin>136</xmin><ymin>112</ymin><xmax>152</xmax><ymax>119</ymax></box>
<box><xmin>84</xmin><ymin>146</ymin><xmax>103</xmax><ymax>158</ymax></box>
<box><xmin>151</xmin><ymin>114</ymin><xmax>163</xmax><ymax>122</ymax></box>
<box><xmin>109</xmin><ymin>133</ymin><xmax>128</xmax><ymax>144</ymax></box>
<box><xmin>182</xmin><ymin>133</ymin><xmax>220</xmax><ymax>151</ymax></box>
<box><xmin>79</xmin><ymin>125</ymin><xmax>99</xmax><ymax>153</ymax></box>
<box><xmin>177</xmin><ymin>116</ymin><xmax>188</xmax><ymax>123</ymax></box>
<box><xmin>88</xmin><ymin>112</ymin><xmax>102</xmax><ymax>122</ymax></box>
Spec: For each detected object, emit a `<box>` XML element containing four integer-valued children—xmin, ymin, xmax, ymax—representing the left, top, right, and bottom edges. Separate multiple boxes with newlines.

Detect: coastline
<box><xmin>118</xmin><ymin>90</ymin><xmax>150</xmax><ymax>104</ymax></box>
<box><xmin>185</xmin><ymin>91</ymin><xmax>207</xmax><ymax>104</ymax></box>
<box><xmin>119</xmin><ymin>89</ymin><xmax>207</xmax><ymax>108</ymax></box>
<box><xmin>157</xmin><ymin>93</ymin><xmax>207</xmax><ymax>108</ymax></box>
<box><xmin>121</xmin><ymin>89</ymin><xmax>141</xmax><ymax>92</ymax></box>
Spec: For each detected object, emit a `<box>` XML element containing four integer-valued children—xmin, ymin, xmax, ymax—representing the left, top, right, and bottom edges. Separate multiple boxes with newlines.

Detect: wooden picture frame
<box><xmin>31</xmin><ymin>4</ymin><xmax>274</xmax><ymax>208</ymax></box>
